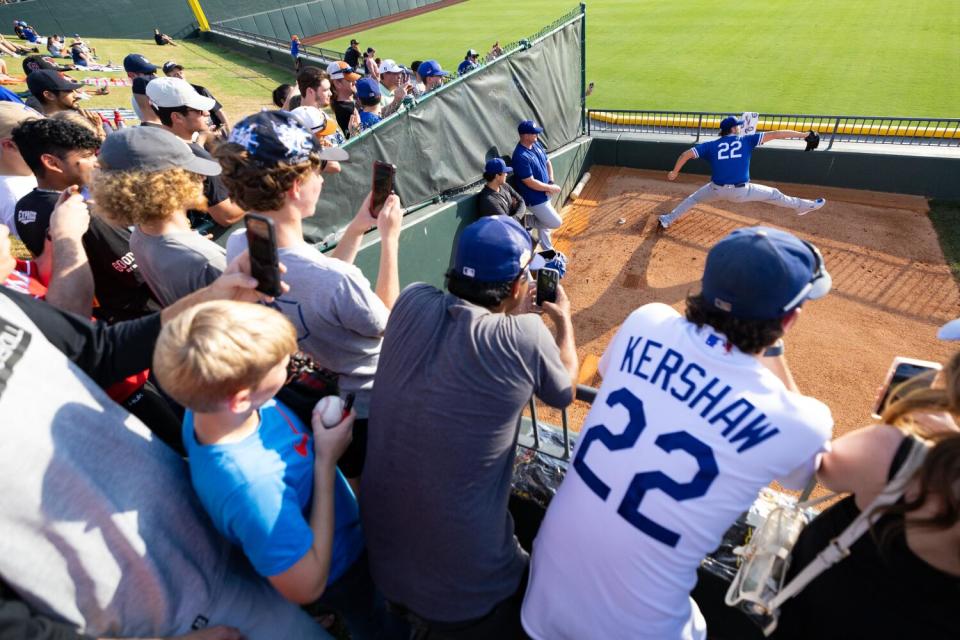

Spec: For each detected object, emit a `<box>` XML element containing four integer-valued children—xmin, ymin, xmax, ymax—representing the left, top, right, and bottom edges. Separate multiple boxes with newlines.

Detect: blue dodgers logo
<box><xmin>271</xmin><ymin>119</ymin><xmax>314</xmax><ymax>163</ymax></box>
<box><xmin>228</xmin><ymin>122</ymin><xmax>259</xmax><ymax>152</ymax></box>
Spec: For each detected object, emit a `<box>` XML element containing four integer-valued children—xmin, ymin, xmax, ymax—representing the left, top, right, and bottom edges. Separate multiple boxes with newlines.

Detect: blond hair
<box><xmin>91</xmin><ymin>167</ymin><xmax>206</xmax><ymax>226</ymax></box>
<box><xmin>153</xmin><ymin>300</ymin><xmax>297</xmax><ymax>412</ymax></box>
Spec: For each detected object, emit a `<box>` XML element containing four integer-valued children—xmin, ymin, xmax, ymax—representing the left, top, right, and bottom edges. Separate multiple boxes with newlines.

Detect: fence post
<box><xmin>528</xmin><ymin>398</ymin><xmax>541</xmax><ymax>451</ymax></box>
<box><xmin>695</xmin><ymin>114</ymin><xmax>703</xmax><ymax>142</ymax></box>
<box><xmin>580</xmin><ymin>2</ymin><xmax>587</xmax><ymax>137</ymax></box>
<box><xmin>826</xmin><ymin>116</ymin><xmax>841</xmax><ymax>150</ymax></box>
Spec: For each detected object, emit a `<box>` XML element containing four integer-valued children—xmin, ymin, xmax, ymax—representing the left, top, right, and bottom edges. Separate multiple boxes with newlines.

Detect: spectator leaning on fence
<box><xmin>522</xmin><ymin>226</ymin><xmax>835</xmax><ymax>640</ymax></box>
<box><xmin>416</xmin><ymin>59</ymin><xmax>449</xmax><ymax>93</ymax></box>
<box><xmin>363</xmin><ymin>47</ymin><xmax>380</xmax><ymax>82</ymax></box>
<box><xmin>457</xmin><ymin>49</ymin><xmax>480</xmax><ymax>75</ymax></box>
<box><xmin>361</xmin><ymin>215</ymin><xmax>577</xmax><ymax>638</ymax></box>
<box><xmin>327</xmin><ymin>60</ymin><xmax>361</xmax><ymax>138</ymax></box>
<box><xmin>0</xmin><ymin>101</ymin><xmax>39</xmax><ymax>238</ymax></box>
<box><xmin>355</xmin><ymin>78</ymin><xmax>382</xmax><ymax>131</ymax></box>
<box><xmin>344</xmin><ymin>38</ymin><xmax>361</xmax><ymax>69</ymax></box>
<box><xmin>290</xmin><ymin>34</ymin><xmax>301</xmax><ymax>70</ymax></box>
<box><xmin>93</xmin><ymin>126</ymin><xmax>227</xmax><ymax>307</ymax></box>
<box><xmin>217</xmin><ymin>110</ymin><xmax>398</xmax><ymax>490</ymax></box>
<box><xmin>147</xmin><ymin>77</ymin><xmax>245</xmax><ymax>236</ymax></box>
<box><xmin>511</xmin><ymin>119</ymin><xmax>562</xmax><ymax>250</ymax></box>
<box><xmin>377</xmin><ymin>59</ymin><xmax>415</xmax><ymax>118</ymax></box>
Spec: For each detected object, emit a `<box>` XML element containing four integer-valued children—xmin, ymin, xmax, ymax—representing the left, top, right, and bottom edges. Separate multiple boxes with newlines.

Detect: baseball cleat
<box><xmin>798</xmin><ymin>198</ymin><xmax>826</xmax><ymax>216</ymax></box>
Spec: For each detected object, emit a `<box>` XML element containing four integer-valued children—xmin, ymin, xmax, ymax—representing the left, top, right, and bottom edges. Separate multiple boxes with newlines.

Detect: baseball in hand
<box><xmin>313</xmin><ymin>396</ymin><xmax>345</xmax><ymax>428</ymax></box>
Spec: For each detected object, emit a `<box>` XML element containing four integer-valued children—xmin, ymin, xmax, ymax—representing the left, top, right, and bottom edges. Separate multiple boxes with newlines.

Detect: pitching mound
<box><xmin>551</xmin><ymin>166</ymin><xmax>959</xmax><ymax>439</ymax></box>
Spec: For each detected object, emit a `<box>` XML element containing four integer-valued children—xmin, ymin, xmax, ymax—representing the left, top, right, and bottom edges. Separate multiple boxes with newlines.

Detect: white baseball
<box><xmin>313</xmin><ymin>396</ymin><xmax>345</xmax><ymax>428</ymax></box>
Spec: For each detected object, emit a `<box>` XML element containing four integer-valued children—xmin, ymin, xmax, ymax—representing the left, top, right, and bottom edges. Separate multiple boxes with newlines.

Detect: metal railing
<box><xmin>587</xmin><ymin>109</ymin><xmax>960</xmax><ymax>149</ymax></box>
<box><xmin>209</xmin><ymin>24</ymin><xmax>343</xmax><ymax>63</ymax></box>
<box><xmin>517</xmin><ymin>384</ymin><xmax>597</xmax><ymax>460</ymax></box>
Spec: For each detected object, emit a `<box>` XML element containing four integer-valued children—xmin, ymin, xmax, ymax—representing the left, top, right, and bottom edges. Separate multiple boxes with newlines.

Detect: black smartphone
<box><xmin>370</xmin><ymin>160</ymin><xmax>396</xmax><ymax>218</ymax></box>
<box><xmin>872</xmin><ymin>357</ymin><xmax>941</xmax><ymax>419</ymax></box>
<box><xmin>244</xmin><ymin>213</ymin><xmax>283</xmax><ymax>297</ymax></box>
<box><xmin>536</xmin><ymin>267</ymin><xmax>560</xmax><ymax>306</ymax></box>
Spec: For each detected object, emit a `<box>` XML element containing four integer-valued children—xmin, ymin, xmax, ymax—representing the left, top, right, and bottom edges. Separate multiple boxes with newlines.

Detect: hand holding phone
<box><xmin>244</xmin><ymin>213</ymin><xmax>283</xmax><ymax>297</ymax></box>
<box><xmin>370</xmin><ymin>160</ymin><xmax>396</xmax><ymax>217</ymax></box>
<box><xmin>536</xmin><ymin>267</ymin><xmax>560</xmax><ymax>306</ymax></box>
<box><xmin>872</xmin><ymin>357</ymin><xmax>941</xmax><ymax>419</ymax></box>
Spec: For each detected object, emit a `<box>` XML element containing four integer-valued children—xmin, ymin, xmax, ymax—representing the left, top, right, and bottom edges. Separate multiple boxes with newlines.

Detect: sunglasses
<box><xmin>780</xmin><ymin>240</ymin><xmax>827</xmax><ymax>313</ymax></box>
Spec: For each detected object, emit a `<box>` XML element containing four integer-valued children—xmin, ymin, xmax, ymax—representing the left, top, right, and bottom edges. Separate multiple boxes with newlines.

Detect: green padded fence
<box><xmin>0</xmin><ymin>0</ymin><xmax>197</xmax><ymax>39</ymax></box>
<box><xmin>211</xmin><ymin>0</ymin><xmax>451</xmax><ymax>41</ymax></box>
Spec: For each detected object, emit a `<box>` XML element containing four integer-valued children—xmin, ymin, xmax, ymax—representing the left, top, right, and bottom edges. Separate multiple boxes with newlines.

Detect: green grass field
<box><xmin>317</xmin><ymin>0</ymin><xmax>960</xmax><ymax>117</ymax></box>
<box><xmin>3</xmin><ymin>37</ymin><xmax>289</xmax><ymax>117</ymax></box>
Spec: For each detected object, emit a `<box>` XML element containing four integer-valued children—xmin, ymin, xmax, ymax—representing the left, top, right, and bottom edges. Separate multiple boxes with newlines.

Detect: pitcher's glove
<box><xmin>804</xmin><ymin>130</ymin><xmax>820</xmax><ymax>151</ymax></box>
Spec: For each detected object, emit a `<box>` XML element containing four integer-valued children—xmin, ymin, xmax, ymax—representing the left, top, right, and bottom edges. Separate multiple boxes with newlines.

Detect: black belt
<box><xmin>713</xmin><ymin>182</ymin><xmax>747</xmax><ymax>188</ymax></box>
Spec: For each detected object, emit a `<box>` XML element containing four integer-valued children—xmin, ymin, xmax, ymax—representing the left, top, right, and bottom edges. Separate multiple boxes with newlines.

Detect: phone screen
<box><xmin>875</xmin><ymin>362</ymin><xmax>938</xmax><ymax>416</ymax></box>
<box><xmin>245</xmin><ymin>214</ymin><xmax>283</xmax><ymax>297</ymax></box>
<box><xmin>370</xmin><ymin>161</ymin><xmax>396</xmax><ymax>217</ymax></box>
<box><xmin>536</xmin><ymin>268</ymin><xmax>559</xmax><ymax>306</ymax></box>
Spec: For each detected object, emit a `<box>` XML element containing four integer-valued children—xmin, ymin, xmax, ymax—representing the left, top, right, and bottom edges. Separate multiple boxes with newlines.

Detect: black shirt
<box><xmin>187</xmin><ymin>142</ymin><xmax>231</xmax><ymax>239</ymax></box>
<box><xmin>343</xmin><ymin>47</ymin><xmax>361</xmax><ymax>69</ymax></box>
<box><xmin>132</xmin><ymin>74</ymin><xmax>155</xmax><ymax>95</ymax></box>
<box><xmin>333</xmin><ymin>99</ymin><xmax>356</xmax><ymax>138</ymax></box>
<box><xmin>191</xmin><ymin>83</ymin><xmax>226</xmax><ymax>129</ymax></box>
<box><xmin>14</xmin><ymin>188</ymin><xmax>160</xmax><ymax>323</ymax></box>
<box><xmin>476</xmin><ymin>182</ymin><xmax>527</xmax><ymax>223</ymax></box>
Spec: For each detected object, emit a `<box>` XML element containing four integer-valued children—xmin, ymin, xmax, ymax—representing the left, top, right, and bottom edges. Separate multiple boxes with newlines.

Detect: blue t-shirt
<box><xmin>0</xmin><ymin>87</ymin><xmax>23</xmax><ymax>105</ymax></box>
<box><xmin>512</xmin><ymin>141</ymin><xmax>550</xmax><ymax>206</ymax></box>
<box><xmin>183</xmin><ymin>399</ymin><xmax>364</xmax><ymax>582</ymax></box>
<box><xmin>457</xmin><ymin>59</ymin><xmax>476</xmax><ymax>75</ymax></box>
<box><xmin>359</xmin><ymin>110</ymin><xmax>381</xmax><ymax>130</ymax></box>
<box><xmin>692</xmin><ymin>132</ymin><xmax>764</xmax><ymax>186</ymax></box>
<box><xmin>290</xmin><ymin>40</ymin><xmax>300</xmax><ymax>57</ymax></box>
<box><xmin>23</xmin><ymin>28</ymin><xmax>38</xmax><ymax>43</ymax></box>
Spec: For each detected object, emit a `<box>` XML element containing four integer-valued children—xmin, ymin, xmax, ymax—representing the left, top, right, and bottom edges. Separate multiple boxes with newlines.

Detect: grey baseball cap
<box><xmin>99</xmin><ymin>126</ymin><xmax>221</xmax><ymax>176</ymax></box>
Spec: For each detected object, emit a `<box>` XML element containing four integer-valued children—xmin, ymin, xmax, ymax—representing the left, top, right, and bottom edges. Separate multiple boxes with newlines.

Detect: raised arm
<box><xmin>667</xmin><ymin>148</ymin><xmax>696</xmax><ymax>181</ymax></box>
<box><xmin>759</xmin><ymin>129</ymin><xmax>807</xmax><ymax>144</ymax></box>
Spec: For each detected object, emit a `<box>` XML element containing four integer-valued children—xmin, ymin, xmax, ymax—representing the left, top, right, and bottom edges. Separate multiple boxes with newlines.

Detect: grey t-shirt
<box><xmin>0</xmin><ymin>295</ymin><xmax>328</xmax><ymax>639</ymax></box>
<box><xmin>227</xmin><ymin>231</ymin><xmax>388</xmax><ymax>416</ymax></box>
<box><xmin>360</xmin><ymin>283</ymin><xmax>572</xmax><ymax>622</ymax></box>
<box><xmin>130</xmin><ymin>228</ymin><xmax>226</xmax><ymax>307</ymax></box>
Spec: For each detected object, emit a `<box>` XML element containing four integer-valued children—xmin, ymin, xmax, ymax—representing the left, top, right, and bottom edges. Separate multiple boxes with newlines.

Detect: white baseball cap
<box><xmin>379</xmin><ymin>59</ymin><xmax>404</xmax><ymax>74</ymax></box>
<box><xmin>290</xmin><ymin>105</ymin><xmax>340</xmax><ymax>139</ymax></box>
<box><xmin>146</xmin><ymin>77</ymin><xmax>216</xmax><ymax>111</ymax></box>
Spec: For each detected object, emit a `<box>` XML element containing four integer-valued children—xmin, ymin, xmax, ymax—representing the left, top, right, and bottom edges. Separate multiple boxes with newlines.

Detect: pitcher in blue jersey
<box><xmin>659</xmin><ymin>116</ymin><xmax>826</xmax><ymax>230</ymax></box>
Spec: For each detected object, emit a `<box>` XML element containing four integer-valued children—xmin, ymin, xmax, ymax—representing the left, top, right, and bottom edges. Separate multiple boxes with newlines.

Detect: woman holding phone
<box><xmin>770</xmin><ymin>350</ymin><xmax>960</xmax><ymax>639</ymax></box>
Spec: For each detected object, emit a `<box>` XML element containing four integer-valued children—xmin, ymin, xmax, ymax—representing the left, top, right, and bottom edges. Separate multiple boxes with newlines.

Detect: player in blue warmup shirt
<box><xmin>659</xmin><ymin>116</ymin><xmax>826</xmax><ymax>230</ymax></box>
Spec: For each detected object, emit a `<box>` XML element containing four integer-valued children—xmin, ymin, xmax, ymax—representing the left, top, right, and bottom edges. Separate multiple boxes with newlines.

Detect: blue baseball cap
<box><xmin>356</xmin><ymin>77</ymin><xmax>381</xmax><ymax>100</ymax></box>
<box><xmin>453</xmin><ymin>216</ymin><xmax>533</xmax><ymax>283</ymax></box>
<box><xmin>123</xmin><ymin>53</ymin><xmax>157</xmax><ymax>74</ymax></box>
<box><xmin>417</xmin><ymin>59</ymin><xmax>449</xmax><ymax>79</ymax></box>
<box><xmin>484</xmin><ymin>158</ymin><xmax>512</xmax><ymax>175</ymax></box>
<box><xmin>701</xmin><ymin>226</ymin><xmax>831</xmax><ymax>320</ymax></box>
<box><xmin>228</xmin><ymin>110</ymin><xmax>348</xmax><ymax>167</ymax></box>
<box><xmin>720</xmin><ymin>116</ymin><xmax>744</xmax><ymax>131</ymax></box>
<box><xmin>518</xmin><ymin>120</ymin><xmax>543</xmax><ymax>135</ymax></box>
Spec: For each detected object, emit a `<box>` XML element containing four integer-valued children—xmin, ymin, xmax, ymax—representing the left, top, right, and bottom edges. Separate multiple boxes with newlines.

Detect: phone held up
<box><xmin>872</xmin><ymin>356</ymin><xmax>941</xmax><ymax>420</ymax></box>
<box><xmin>244</xmin><ymin>213</ymin><xmax>283</xmax><ymax>297</ymax></box>
<box><xmin>536</xmin><ymin>267</ymin><xmax>560</xmax><ymax>307</ymax></box>
<box><xmin>370</xmin><ymin>160</ymin><xmax>397</xmax><ymax>218</ymax></box>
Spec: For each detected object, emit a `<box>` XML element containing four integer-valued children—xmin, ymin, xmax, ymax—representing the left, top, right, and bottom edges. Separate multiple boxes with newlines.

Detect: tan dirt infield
<box><xmin>547</xmin><ymin>166</ymin><xmax>959</xmax><ymax>443</ymax></box>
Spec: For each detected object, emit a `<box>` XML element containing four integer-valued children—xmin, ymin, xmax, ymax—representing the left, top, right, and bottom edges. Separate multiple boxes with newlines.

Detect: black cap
<box><xmin>350</xmin><ymin>38</ymin><xmax>359</xmax><ymax>44</ymax></box>
<box><xmin>22</xmin><ymin>55</ymin><xmax>58</xmax><ymax>76</ymax></box>
<box><xmin>26</xmin><ymin>70</ymin><xmax>83</xmax><ymax>98</ymax></box>
<box><xmin>123</xmin><ymin>53</ymin><xmax>157</xmax><ymax>74</ymax></box>
<box><xmin>162</xmin><ymin>60</ymin><xmax>183</xmax><ymax>75</ymax></box>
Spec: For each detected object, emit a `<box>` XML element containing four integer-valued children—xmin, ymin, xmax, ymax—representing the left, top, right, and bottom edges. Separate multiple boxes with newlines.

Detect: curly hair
<box><xmin>214</xmin><ymin>142</ymin><xmax>319</xmax><ymax>212</ymax></box>
<box><xmin>10</xmin><ymin>117</ymin><xmax>100</xmax><ymax>178</ymax></box>
<box><xmin>684</xmin><ymin>293</ymin><xmax>785</xmax><ymax>354</ymax></box>
<box><xmin>91</xmin><ymin>167</ymin><xmax>206</xmax><ymax>226</ymax></box>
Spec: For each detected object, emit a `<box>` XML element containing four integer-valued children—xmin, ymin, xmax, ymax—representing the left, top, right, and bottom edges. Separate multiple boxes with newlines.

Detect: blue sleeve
<box><xmin>745</xmin><ymin>133</ymin><xmax>763</xmax><ymax>149</ymax></box>
<box><xmin>512</xmin><ymin>151</ymin><xmax>533</xmax><ymax>180</ymax></box>
<box><xmin>693</xmin><ymin>140</ymin><xmax>712</xmax><ymax>161</ymax></box>
<box><xmin>223</xmin><ymin>477</ymin><xmax>315</xmax><ymax>577</ymax></box>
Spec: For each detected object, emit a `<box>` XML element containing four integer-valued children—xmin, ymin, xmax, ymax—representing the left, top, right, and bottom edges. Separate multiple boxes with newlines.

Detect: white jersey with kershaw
<box><xmin>522</xmin><ymin>303</ymin><xmax>832</xmax><ymax>640</ymax></box>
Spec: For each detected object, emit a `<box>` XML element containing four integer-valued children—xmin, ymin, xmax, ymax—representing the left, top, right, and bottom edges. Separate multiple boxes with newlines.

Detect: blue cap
<box><xmin>228</xmin><ymin>110</ymin><xmax>325</xmax><ymax>168</ymax></box>
<box><xmin>720</xmin><ymin>116</ymin><xmax>744</xmax><ymax>131</ymax></box>
<box><xmin>484</xmin><ymin>158</ymin><xmax>512</xmax><ymax>175</ymax></box>
<box><xmin>417</xmin><ymin>59</ymin><xmax>449</xmax><ymax>79</ymax></box>
<box><xmin>453</xmin><ymin>216</ymin><xmax>533</xmax><ymax>283</ymax></box>
<box><xmin>518</xmin><ymin>119</ymin><xmax>543</xmax><ymax>135</ymax></box>
<box><xmin>701</xmin><ymin>226</ymin><xmax>832</xmax><ymax>320</ymax></box>
<box><xmin>123</xmin><ymin>53</ymin><xmax>157</xmax><ymax>74</ymax></box>
<box><xmin>356</xmin><ymin>77</ymin><xmax>381</xmax><ymax>100</ymax></box>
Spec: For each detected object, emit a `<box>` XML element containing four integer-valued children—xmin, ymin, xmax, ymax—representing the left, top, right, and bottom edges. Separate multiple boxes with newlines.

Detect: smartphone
<box><xmin>244</xmin><ymin>213</ymin><xmax>283</xmax><ymax>297</ymax></box>
<box><xmin>370</xmin><ymin>160</ymin><xmax>396</xmax><ymax>218</ymax></box>
<box><xmin>536</xmin><ymin>268</ymin><xmax>560</xmax><ymax>306</ymax></box>
<box><xmin>872</xmin><ymin>357</ymin><xmax>941</xmax><ymax>419</ymax></box>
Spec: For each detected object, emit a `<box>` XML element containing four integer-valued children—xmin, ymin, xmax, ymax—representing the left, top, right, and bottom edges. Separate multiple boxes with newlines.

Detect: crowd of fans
<box><xmin>0</xmin><ymin>21</ymin><xmax>956</xmax><ymax>640</ymax></box>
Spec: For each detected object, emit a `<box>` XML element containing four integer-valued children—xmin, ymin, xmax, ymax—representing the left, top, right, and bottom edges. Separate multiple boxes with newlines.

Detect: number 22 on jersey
<box><xmin>572</xmin><ymin>387</ymin><xmax>719</xmax><ymax>547</ymax></box>
<box><xmin>717</xmin><ymin>140</ymin><xmax>742</xmax><ymax>160</ymax></box>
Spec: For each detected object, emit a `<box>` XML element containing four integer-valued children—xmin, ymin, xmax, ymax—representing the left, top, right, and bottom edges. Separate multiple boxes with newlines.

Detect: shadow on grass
<box><xmin>928</xmin><ymin>199</ymin><xmax>960</xmax><ymax>281</ymax></box>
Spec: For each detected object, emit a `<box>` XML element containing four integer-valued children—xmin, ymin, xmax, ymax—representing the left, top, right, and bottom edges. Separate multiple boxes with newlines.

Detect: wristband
<box><xmin>763</xmin><ymin>339</ymin><xmax>785</xmax><ymax>357</ymax></box>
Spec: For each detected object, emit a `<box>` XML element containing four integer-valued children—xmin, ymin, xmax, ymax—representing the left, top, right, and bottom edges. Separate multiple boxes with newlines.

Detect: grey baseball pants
<box><xmin>659</xmin><ymin>182</ymin><xmax>819</xmax><ymax>227</ymax></box>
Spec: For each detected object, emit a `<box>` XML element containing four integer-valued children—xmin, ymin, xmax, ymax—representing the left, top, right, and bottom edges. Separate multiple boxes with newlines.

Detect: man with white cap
<box><xmin>146</xmin><ymin>77</ymin><xmax>244</xmax><ymax>236</ymax></box>
<box><xmin>377</xmin><ymin>59</ymin><xmax>415</xmax><ymax>118</ymax></box>
<box><xmin>290</xmin><ymin>106</ymin><xmax>343</xmax><ymax>173</ymax></box>
<box><xmin>522</xmin><ymin>226</ymin><xmax>835</xmax><ymax>640</ymax></box>
<box><xmin>326</xmin><ymin>60</ymin><xmax>362</xmax><ymax>138</ymax></box>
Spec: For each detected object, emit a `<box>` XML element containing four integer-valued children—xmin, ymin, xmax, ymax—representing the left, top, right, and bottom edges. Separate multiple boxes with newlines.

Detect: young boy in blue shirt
<box><xmin>154</xmin><ymin>299</ymin><xmax>397</xmax><ymax>639</ymax></box>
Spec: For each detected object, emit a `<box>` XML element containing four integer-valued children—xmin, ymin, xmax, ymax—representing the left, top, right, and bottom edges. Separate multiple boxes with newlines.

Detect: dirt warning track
<box><xmin>551</xmin><ymin>166</ymin><xmax>959</xmax><ymax>439</ymax></box>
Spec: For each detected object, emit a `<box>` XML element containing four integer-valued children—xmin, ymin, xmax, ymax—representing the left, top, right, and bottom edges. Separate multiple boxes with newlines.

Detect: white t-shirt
<box><xmin>522</xmin><ymin>303</ymin><xmax>832</xmax><ymax>640</ymax></box>
<box><xmin>0</xmin><ymin>174</ymin><xmax>38</xmax><ymax>238</ymax></box>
